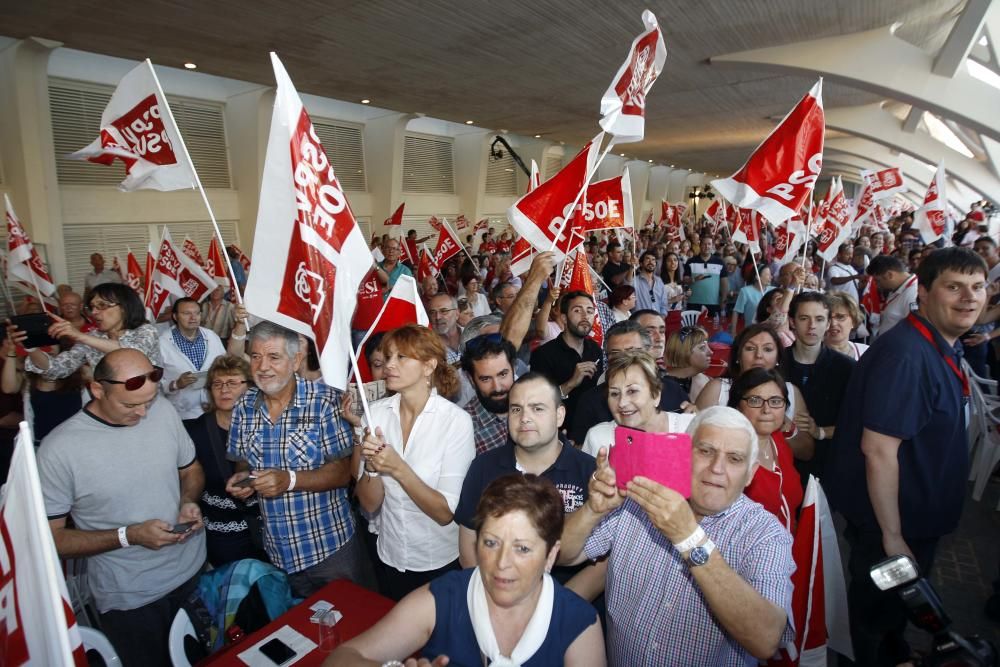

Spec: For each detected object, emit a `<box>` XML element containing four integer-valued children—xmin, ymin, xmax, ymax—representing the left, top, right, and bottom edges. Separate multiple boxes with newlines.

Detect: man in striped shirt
<box><xmin>559</xmin><ymin>406</ymin><xmax>794</xmax><ymax>666</ymax></box>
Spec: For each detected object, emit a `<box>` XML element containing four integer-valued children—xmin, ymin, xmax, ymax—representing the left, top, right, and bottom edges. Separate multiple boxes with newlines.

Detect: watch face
<box><xmin>690</xmin><ymin>545</ymin><xmax>710</xmax><ymax>566</ymax></box>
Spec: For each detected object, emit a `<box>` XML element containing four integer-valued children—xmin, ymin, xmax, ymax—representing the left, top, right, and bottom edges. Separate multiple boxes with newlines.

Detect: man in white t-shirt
<box><xmin>867</xmin><ymin>255</ymin><xmax>918</xmax><ymax>337</ymax></box>
<box><xmin>826</xmin><ymin>242</ymin><xmax>864</xmax><ymax>302</ymax></box>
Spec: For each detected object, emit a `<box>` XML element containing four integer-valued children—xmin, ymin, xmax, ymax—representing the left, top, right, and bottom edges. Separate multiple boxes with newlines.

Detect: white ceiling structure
<box><xmin>3</xmin><ymin>0</ymin><xmax>998</xmax><ymax>201</ymax></box>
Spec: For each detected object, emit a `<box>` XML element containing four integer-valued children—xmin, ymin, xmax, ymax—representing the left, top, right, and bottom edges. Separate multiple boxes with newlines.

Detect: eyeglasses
<box><xmin>428</xmin><ymin>308</ymin><xmax>456</xmax><ymax>317</ymax></box>
<box><xmin>96</xmin><ymin>366</ymin><xmax>164</xmax><ymax>390</ymax></box>
<box><xmin>87</xmin><ymin>300</ymin><xmax>120</xmax><ymax>313</ymax></box>
<box><xmin>741</xmin><ymin>395</ymin><xmax>787</xmax><ymax>409</ymax></box>
<box><xmin>211</xmin><ymin>379</ymin><xmax>248</xmax><ymax>391</ymax></box>
<box><xmin>464</xmin><ymin>332</ymin><xmax>504</xmax><ymax>356</ymax></box>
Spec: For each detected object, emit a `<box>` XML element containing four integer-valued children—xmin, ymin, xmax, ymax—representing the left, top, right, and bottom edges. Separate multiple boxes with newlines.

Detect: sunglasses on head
<box><xmin>97</xmin><ymin>366</ymin><xmax>164</xmax><ymax>390</ymax></box>
<box><xmin>464</xmin><ymin>332</ymin><xmax>504</xmax><ymax>355</ymax></box>
<box><xmin>678</xmin><ymin>325</ymin><xmax>706</xmax><ymax>342</ymax></box>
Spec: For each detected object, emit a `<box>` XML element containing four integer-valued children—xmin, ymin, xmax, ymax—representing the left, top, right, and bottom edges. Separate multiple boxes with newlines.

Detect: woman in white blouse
<box><xmin>461</xmin><ymin>275</ymin><xmax>491</xmax><ymax>318</ymax></box>
<box><xmin>355</xmin><ymin>324</ymin><xmax>475</xmax><ymax>600</ymax></box>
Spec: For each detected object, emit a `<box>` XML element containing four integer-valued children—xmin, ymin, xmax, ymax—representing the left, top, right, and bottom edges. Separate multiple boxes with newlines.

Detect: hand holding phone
<box><xmin>233</xmin><ymin>474</ymin><xmax>257</xmax><ymax>488</ymax></box>
<box><xmin>609</xmin><ymin>427</ymin><xmax>692</xmax><ymax>497</ymax></box>
<box><xmin>170</xmin><ymin>521</ymin><xmax>196</xmax><ymax>535</ymax></box>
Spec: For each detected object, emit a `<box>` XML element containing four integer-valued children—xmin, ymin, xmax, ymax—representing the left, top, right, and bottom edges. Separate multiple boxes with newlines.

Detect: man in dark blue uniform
<box><xmin>827</xmin><ymin>247</ymin><xmax>988</xmax><ymax>666</ymax></box>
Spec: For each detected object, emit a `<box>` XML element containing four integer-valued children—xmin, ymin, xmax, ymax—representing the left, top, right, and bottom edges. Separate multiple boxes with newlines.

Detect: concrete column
<box><xmin>363</xmin><ymin>111</ymin><xmax>414</xmax><ymax>225</ymax></box>
<box><xmin>224</xmin><ymin>85</ymin><xmax>272</xmax><ymax>248</ymax></box>
<box><xmin>453</xmin><ymin>130</ymin><xmax>491</xmax><ymax>219</ymax></box>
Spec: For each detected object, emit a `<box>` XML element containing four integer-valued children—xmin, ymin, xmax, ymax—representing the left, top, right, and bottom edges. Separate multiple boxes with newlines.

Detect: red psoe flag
<box><xmin>244</xmin><ymin>53</ymin><xmax>374</xmax><ymax>390</ymax></box>
<box><xmin>712</xmin><ymin>79</ymin><xmax>825</xmax><ymax>226</ymax></box>
<box><xmin>773</xmin><ymin>220</ymin><xmax>805</xmax><ymax>266</ymax></box>
<box><xmin>508</xmin><ymin>135</ymin><xmax>602</xmax><ymax>262</ymax></box>
<box><xmin>599</xmin><ymin>10</ymin><xmax>667</xmax><ymax>144</ymax></box>
<box><xmin>354</xmin><ymin>275</ymin><xmax>429</xmax><ymax>383</ymax></box>
<box><xmin>913</xmin><ymin>162</ymin><xmax>948</xmax><ymax>244</ymax></box>
<box><xmin>473</xmin><ymin>218</ymin><xmax>488</xmax><ymax>233</ymax></box>
<box><xmin>815</xmin><ymin>178</ymin><xmax>853</xmax><ymax>262</ymax></box>
<box><xmin>432</xmin><ymin>219</ymin><xmax>464</xmax><ymax>267</ymax></box>
<box><xmin>384</xmin><ymin>202</ymin><xmax>404</xmax><ymax>226</ymax></box>
<box><xmin>204</xmin><ymin>237</ymin><xmax>229</xmax><ymax>286</ymax></box>
<box><xmin>67</xmin><ymin>60</ymin><xmax>196</xmax><ymax>192</ymax></box>
<box><xmin>731</xmin><ymin>207</ymin><xmax>763</xmax><ymax>252</ymax></box>
<box><xmin>5</xmin><ymin>194</ymin><xmax>56</xmax><ymax>298</ymax></box>
<box><xmin>579</xmin><ymin>170</ymin><xmax>634</xmax><ymax>232</ymax></box>
<box><xmin>567</xmin><ymin>249</ymin><xmax>604</xmax><ymax>346</ymax></box>
<box><xmin>125</xmin><ymin>246</ymin><xmax>145</xmax><ymax>293</ymax></box>
<box><xmin>416</xmin><ymin>244</ymin><xmax>439</xmax><ymax>282</ymax></box>
<box><xmin>851</xmin><ymin>175</ymin><xmax>876</xmax><ymax>232</ymax></box>
<box><xmin>509</xmin><ymin>237</ymin><xmax>534</xmax><ymax>277</ymax></box>
<box><xmin>350</xmin><ymin>269</ymin><xmax>384</xmax><ymax>333</ymax></box>
<box><xmin>455</xmin><ymin>214</ymin><xmax>469</xmax><ymax>230</ymax></box>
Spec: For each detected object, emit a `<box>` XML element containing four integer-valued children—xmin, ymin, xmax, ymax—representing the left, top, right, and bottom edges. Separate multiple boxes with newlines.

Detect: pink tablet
<box><xmin>608</xmin><ymin>427</ymin><xmax>692</xmax><ymax>497</ymax></box>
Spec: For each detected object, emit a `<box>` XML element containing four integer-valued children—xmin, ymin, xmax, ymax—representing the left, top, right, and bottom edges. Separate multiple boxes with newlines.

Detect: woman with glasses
<box><xmin>581</xmin><ymin>350</ymin><xmax>692</xmax><ymax>457</ymax></box>
<box><xmin>726</xmin><ymin>368</ymin><xmax>803</xmax><ymax>531</ymax></box>
<box><xmin>354</xmin><ymin>324</ymin><xmax>475</xmax><ymax>600</ymax></box>
<box><xmin>825</xmin><ymin>292</ymin><xmax>869</xmax><ymax>361</ymax></box>
<box><xmin>461</xmin><ymin>275</ymin><xmax>491</xmax><ymax>318</ymax></box>
<box><xmin>663</xmin><ymin>326</ymin><xmax>713</xmax><ymax>402</ymax></box>
<box><xmin>695</xmin><ymin>323</ymin><xmax>815</xmax><ymax>461</ymax></box>
<box><xmin>10</xmin><ymin>283</ymin><xmax>161</xmax><ymax>380</ymax></box>
<box><xmin>183</xmin><ymin>355</ymin><xmax>265</xmax><ymax>566</ymax></box>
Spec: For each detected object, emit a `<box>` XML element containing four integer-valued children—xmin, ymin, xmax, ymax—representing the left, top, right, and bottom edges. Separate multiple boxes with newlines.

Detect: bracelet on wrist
<box><xmin>118</xmin><ymin>526</ymin><xmax>131</xmax><ymax>548</ymax></box>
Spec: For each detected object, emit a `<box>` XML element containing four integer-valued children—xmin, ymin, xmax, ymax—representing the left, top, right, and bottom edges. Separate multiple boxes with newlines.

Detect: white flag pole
<box><xmin>347</xmin><ymin>341</ymin><xmax>375</xmax><ymax>430</ymax></box>
<box><xmin>547</xmin><ymin>139</ymin><xmax>617</xmax><ymax>253</ymax></box>
<box><xmin>144</xmin><ymin>60</ymin><xmax>244</xmax><ymax>307</ymax></box>
<box><xmin>0</xmin><ymin>268</ymin><xmax>17</xmax><ymax>314</ymax></box>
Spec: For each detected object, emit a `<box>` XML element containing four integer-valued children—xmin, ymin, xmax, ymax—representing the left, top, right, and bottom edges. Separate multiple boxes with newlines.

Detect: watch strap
<box><xmin>689</xmin><ymin>538</ymin><xmax>716</xmax><ymax>566</ymax></box>
<box><xmin>672</xmin><ymin>526</ymin><xmax>706</xmax><ymax>552</ymax></box>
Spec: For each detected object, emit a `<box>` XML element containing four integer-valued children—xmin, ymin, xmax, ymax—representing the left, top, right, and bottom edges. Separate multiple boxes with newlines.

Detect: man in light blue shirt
<box><xmin>632</xmin><ymin>251</ymin><xmax>668</xmax><ymax>316</ymax></box>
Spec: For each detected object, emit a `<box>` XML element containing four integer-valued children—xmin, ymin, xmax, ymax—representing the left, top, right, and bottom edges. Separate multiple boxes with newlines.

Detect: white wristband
<box><xmin>230</xmin><ymin>333</ymin><xmax>246</xmax><ymax>341</ymax></box>
<box><xmin>672</xmin><ymin>526</ymin><xmax>706</xmax><ymax>552</ymax></box>
<box><xmin>287</xmin><ymin>470</ymin><xmax>297</xmax><ymax>491</ymax></box>
<box><xmin>818</xmin><ymin>427</ymin><xmax>826</xmax><ymax>440</ymax></box>
<box><xmin>118</xmin><ymin>526</ymin><xmax>130</xmax><ymax>548</ymax></box>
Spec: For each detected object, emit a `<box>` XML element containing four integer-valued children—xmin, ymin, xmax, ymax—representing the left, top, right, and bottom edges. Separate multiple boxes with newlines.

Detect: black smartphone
<box><xmin>8</xmin><ymin>314</ymin><xmax>59</xmax><ymax>349</ymax></box>
<box><xmin>170</xmin><ymin>521</ymin><xmax>195</xmax><ymax>534</ymax></box>
<box><xmin>259</xmin><ymin>638</ymin><xmax>297</xmax><ymax>664</ymax></box>
<box><xmin>233</xmin><ymin>475</ymin><xmax>257</xmax><ymax>488</ymax></box>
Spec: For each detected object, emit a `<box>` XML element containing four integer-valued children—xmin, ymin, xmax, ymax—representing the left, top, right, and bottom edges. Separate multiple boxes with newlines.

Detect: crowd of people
<box><xmin>1</xmin><ymin>201</ymin><xmax>997</xmax><ymax>666</ymax></box>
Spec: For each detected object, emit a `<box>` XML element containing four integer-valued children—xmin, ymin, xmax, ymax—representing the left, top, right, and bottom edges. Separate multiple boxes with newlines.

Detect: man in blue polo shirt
<box><xmin>454</xmin><ymin>372</ymin><xmax>601</xmax><ymax>598</ymax></box>
<box><xmin>827</xmin><ymin>247</ymin><xmax>988</xmax><ymax>666</ymax></box>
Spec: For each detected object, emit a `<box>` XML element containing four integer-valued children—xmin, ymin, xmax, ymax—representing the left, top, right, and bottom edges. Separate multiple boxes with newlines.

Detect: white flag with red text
<box><xmin>0</xmin><ymin>423</ymin><xmax>88</xmax><ymax>666</ymax></box>
<box><xmin>913</xmin><ymin>162</ymin><xmax>948</xmax><ymax>244</ymax></box>
<box><xmin>815</xmin><ymin>178</ymin><xmax>853</xmax><ymax>262</ymax></box>
<box><xmin>862</xmin><ymin>167</ymin><xmax>906</xmax><ymax>201</ymax></box>
<box><xmin>599</xmin><ymin>10</ymin><xmax>667</xmax><ymax>144</ymax></box>
<box><xmin>175</xmin><ymin>241</ymin><xmax>217</xmax><ymax>302</ymax></box>
<box><xmin>68</xmin><ymin>60</ymin><xmax>196</xmax><ymax>192</ymax></box>
<box><xmin>851</xmin><ymin>175</ymin><xmax>876</xmax><ymax>232</ymax></box>
<box><xmin>244</xmin><ymin>53</ymin><xmax>373</xmax><ymax>390</ymax></box>
<box><xmin>773</xmin><ymin>220</ymin><xmax>805</xmax><ymax>266</ymax></box>
<box><xmin>144</xmin><ymin>228</ymin><xmax>187</xmax><ymax>320</ymax></box>
<box><xmin>181</xmin><ymin>236</ymin><xmax>205</xmax><ymax>267</ymax></box>
<box><xmin>510</xmin><ymin>237</ymin><xmax>534</xmax><ymax>277</ymax></box>
<box><xmin>508</xmin><ymin>135</ymin><xmax>602</xmax><ymax>262</ymax></box>
<box><xmin>713</xmin><ymin>80</ymin><xmax>825</xmax><ymax>225</ymax></box>
<box><xmin>4</xmin><ymin>195</ymin><xmax>56</xmax><ymax>298</ymax></box>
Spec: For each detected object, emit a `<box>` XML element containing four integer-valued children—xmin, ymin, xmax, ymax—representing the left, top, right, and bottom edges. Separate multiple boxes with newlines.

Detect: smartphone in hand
<box><xmin>170</xmin><ymin>521</ymin><xmax>196</xmax><ymax>534</ymax></box>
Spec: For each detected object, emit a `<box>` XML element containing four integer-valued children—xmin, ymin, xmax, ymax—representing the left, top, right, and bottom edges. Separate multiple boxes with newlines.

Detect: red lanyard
<box><xmin>907</xmin><ymin>314</ymin><xmax>970</xmax><ymax>397</ymax></box>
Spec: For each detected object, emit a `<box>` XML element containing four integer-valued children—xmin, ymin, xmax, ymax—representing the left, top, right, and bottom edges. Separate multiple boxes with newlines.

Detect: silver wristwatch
<box><xmin>688</xmin><ymin>538</ymin><xmax>716</xmax><ymax>567</ymax></box>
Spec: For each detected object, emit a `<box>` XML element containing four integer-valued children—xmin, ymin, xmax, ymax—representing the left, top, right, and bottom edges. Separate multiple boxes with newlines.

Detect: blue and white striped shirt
<box><xmin>585</xmin><ymin>494</ymin><xmax>795</xmax><ymax>667</ymax></box>
<box><xmin>228</xmin><ymin>375</ymin><xmax>355</xmax><ymax>573</ymax></box>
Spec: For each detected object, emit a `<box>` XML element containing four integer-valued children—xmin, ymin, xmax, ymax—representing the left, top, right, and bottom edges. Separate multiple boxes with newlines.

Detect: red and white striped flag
<box><xmin>244</xmin><ymin>53</ymin><xmax>373</xmax><ymax>389</ymax></box>
<box><xmin>509</xmin><ymin>237</ymin><xmax>534</xmax><ymax>277</ymax></box>
<box><xmin>5</xmin><ymin>194</ymin><xmax>56</xmax><ymax>300</ymax></box>
<box><xmin>713</xmin><ymin>80</ymin><xmax>824</xmax><ymax>225</ymax></box>
<box><xmin>67</xmin><ymin>60</ymin><xmax>196</xmax><ymax>192</ymax></box>
<box><xmin>354</xmin><ymin>275</ymin><xmax>429</xmax><ymax>383</ymax></box>
<box><xmin>204</xmin><ymin>237</ymin><xmax>229</xmax><ymax>287</ymax></box>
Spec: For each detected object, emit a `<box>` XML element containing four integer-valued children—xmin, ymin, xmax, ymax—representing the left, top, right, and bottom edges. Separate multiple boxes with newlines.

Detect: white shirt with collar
<box><xmin>877</xmin><ymin>274</ymin><xmax>918</xmax><ymax>337</ymax></box>
<box><xmin>826</xmin><ymin>262</ymin><xmax>859</xmax><ymax>301</ymax></box>
<box><xmin>363</xmin><ymin>390</ymin><xmax>475</xmax><ymax>571</ymax></box>
<box><xmin>159</xmin><ymin>326</ymin><xmax>226</xmax><ymax>419</ymax></box>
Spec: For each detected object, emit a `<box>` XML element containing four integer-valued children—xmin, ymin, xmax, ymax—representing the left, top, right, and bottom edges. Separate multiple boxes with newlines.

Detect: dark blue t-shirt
<box><xmin>423</xmin><ymin>568</ymin><xmax>597</xmax><ymax>666</ymax></box>
<box><xmin>826</xmin><ymin>313</ymin><xmax>968</xmax><ymax>539</ymax></box>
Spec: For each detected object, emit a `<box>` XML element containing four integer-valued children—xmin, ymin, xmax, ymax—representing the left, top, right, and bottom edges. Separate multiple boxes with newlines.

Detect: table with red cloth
<box><xmin>201</xmin><ymin>580</ymin><xmax>395</xmax><ymax>666</ymax></box>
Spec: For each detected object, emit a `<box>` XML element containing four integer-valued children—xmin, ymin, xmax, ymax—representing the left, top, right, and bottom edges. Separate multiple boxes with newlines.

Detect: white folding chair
<box><xmin>169</xmin><ymin>608</ymin><xmax>198</xmax><ymax>667</ymax></box>
<box><xmin>78</xmin><ymin>626</ymin><xmax>121</xmax><ymax>666</ymax></box>
<box><xmin>681</xmin><ymin>310</ymin><xmax>702</xmax><ymax>328</ymax></box>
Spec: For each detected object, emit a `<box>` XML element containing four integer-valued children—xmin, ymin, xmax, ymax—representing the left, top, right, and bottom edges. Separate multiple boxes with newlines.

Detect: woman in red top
<box><xmin>727</xmin><ymin>367</ymin><xmax>803</xmax><ymax>531</ymax></box>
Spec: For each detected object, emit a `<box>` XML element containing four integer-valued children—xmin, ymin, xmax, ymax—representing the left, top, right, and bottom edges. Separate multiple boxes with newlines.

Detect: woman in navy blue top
<box><xmin>327</xmin><ymin>474</ymin><xmax>605</xmax><ymax>666</ymax></box>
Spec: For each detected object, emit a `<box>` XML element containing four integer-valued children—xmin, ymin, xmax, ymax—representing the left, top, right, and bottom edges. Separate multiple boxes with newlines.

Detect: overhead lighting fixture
<box><xmin>648</xmin><ymin>159</ymin><xmax>653</xmax><ymax>163</ymax></box>
<box><xmin>183</xmin><ymin>62</ymin><xmax>197</xmax><ymax>70</ymax></box>
<box><xmin>360</xmin><ymin>99</ymin><xmax>371</xmax><ymax>104</ymax></box>
<box><xmin>619</xmin><ymin>153</ymin><xmax>625</xmax><ymax>157</ymax></box>
<box><xmin>465</xmin><ymin>120</ymin><xmax>474</xmax><ymax>125</ymax></box>
<box><xmin>669</xmin><ymin>164</ymin><xmax>675</xmax><ymax>168</ymax></box>
<box><xmin>534</xmin><ymin>134</ymin><xmax>541</xmax><ymax>138</ymax></box>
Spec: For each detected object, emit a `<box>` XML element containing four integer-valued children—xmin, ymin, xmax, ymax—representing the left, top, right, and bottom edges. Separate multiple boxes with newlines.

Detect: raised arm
<box><xmin>500</xmin><ymin>251</ymin><xmax>556</xmax><ymax>350</ymax></box>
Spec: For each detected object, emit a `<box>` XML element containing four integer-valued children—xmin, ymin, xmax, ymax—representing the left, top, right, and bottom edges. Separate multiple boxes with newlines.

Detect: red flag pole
<box><xmin>547</xmin><ymin>139</ymin><xmax>616</xmax><ymax>253</ymax></box>
<box><xmin>145</xmin><ymin>60</ymin><xmax>244</xmax><ymax>308</ymax></box>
